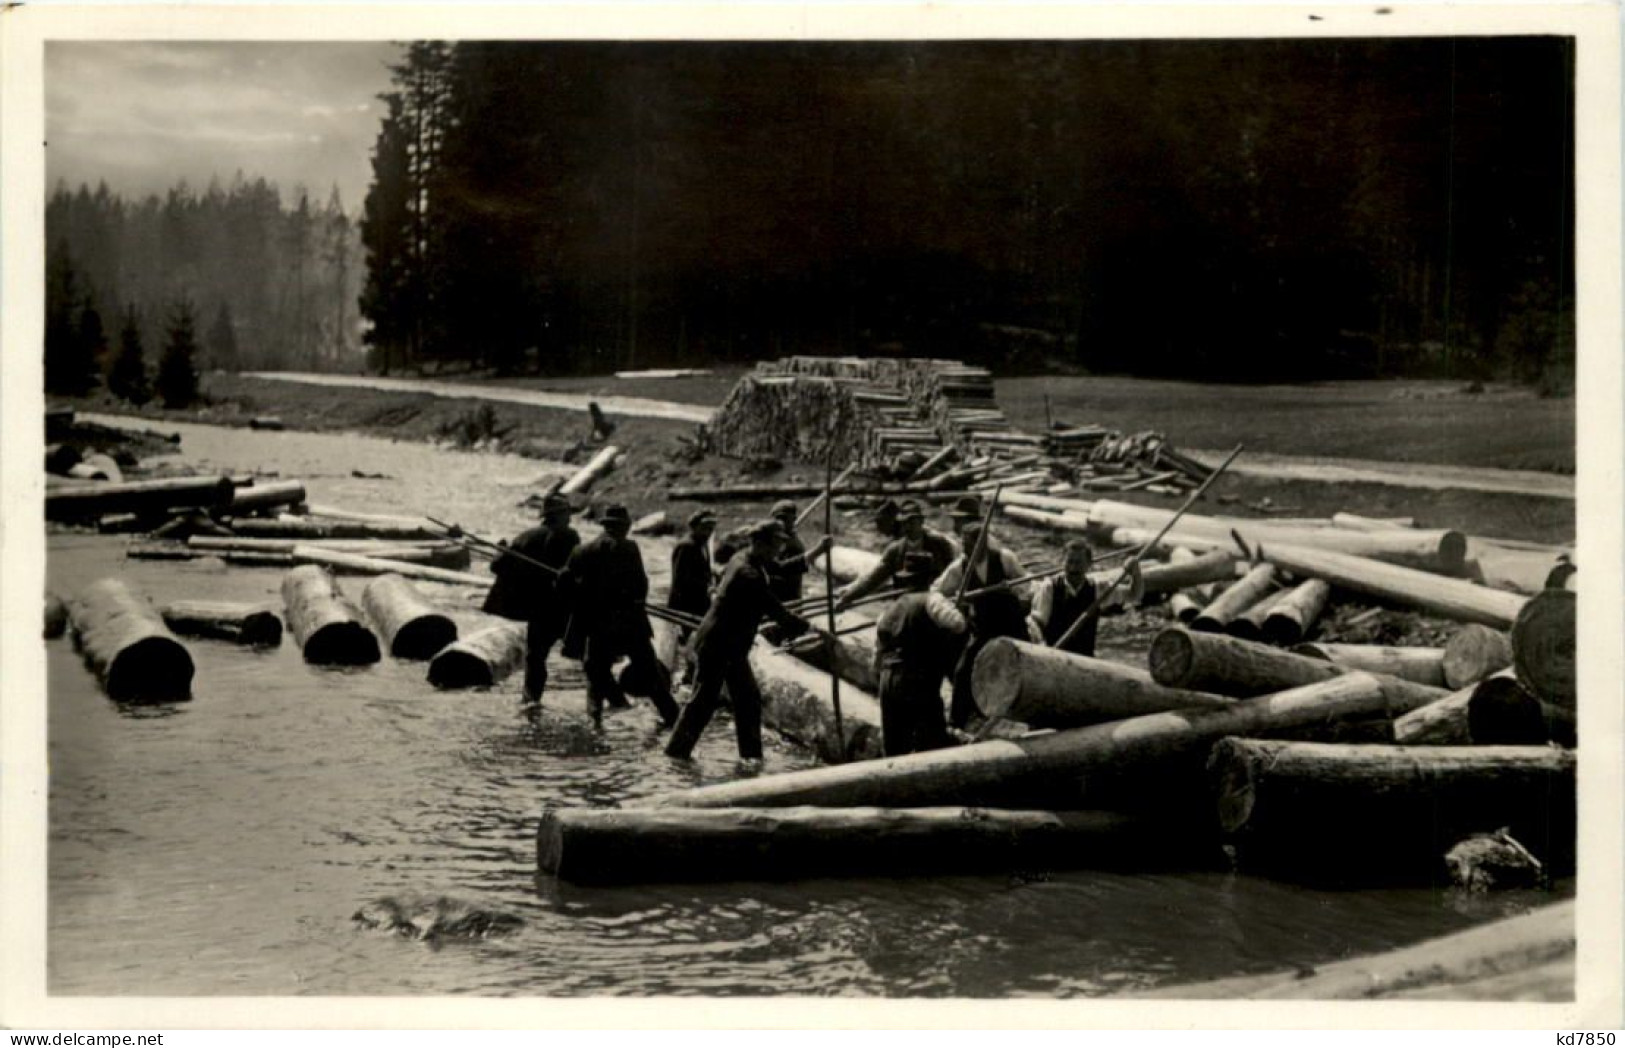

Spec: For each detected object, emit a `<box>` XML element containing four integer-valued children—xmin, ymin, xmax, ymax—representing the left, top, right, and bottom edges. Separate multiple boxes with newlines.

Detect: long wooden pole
<box><xmin>822</xmin><ymin>451</ymin><xmax>847</xmax><ymax>759</ymax></box>
<box><xmin>427</xmin><ymin>516</ymin><xmax>563</xmax><ymax>576</ymax></box>
<box><xmin>798</xmin><ymin>462</ymin><xmax>860</xmax><ymax>528</ymax></box>
<box><xmin>954</xmin><ymin>484</ymin><xmax>1004</xmax><ymax>606</ymax></box>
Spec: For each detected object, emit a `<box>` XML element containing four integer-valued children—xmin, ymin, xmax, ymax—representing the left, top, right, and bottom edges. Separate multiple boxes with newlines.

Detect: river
<box><xmin>44</xmin><ymin>417</ymin><xmax>1558</xmax><ymax>998</ymax></box>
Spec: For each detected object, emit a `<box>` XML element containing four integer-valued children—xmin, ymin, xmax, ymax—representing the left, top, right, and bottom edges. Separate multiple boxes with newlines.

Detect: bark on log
<box><xmin>1510</xmin><ymin>589</ymin><xmax>1575</xmax><ymax>709</ymax></box>
<box><xmin>972</xmin><ymin>638</ymin><xmax>1233</xmax><ymax>728</ymax></box>
<box><xmin>1191</xmin><ymin>564</ymin><xmax>1277</xmax><ymax>633</ymax></box>
<box><xmin>1331</xmin><ymin>513</ymin><xmax>1417</xmax><ymax>531</ymax></box>
<box><xmin>752</xmin><ymin>638</ymin><xmax>884</xmax><ymax>764</ymax></box>
<box><xmin>1208</xmin><ymin>738</ymin><xmax>1576</xmax><ymax>881</ymax></box>
<box><xmin>1227</xmin><ymin>587</ymin><xmax>1292</xmax><ymax>641</ymax></box>
<box><xmin>160</xmin><ymin>601</ymin><xmax>283</xmax><ymax>647</ymax></box>
<box><xmin>46</xmin><ymin>475</ymin><xmax>235</xmax><ymax>522</ymax></box>
<box><xmin>558</xmin><ymin>445</ymin><xmax>621</xmax><ymax>496</ymax></box>
<box><xmin>1391</xmin><ymin>670</ymin><xmax>1565</xmax><ymax>747</ymax></box>
<box><xmin>230</xmin><ymin>517</ymin><xmax>438</xmax><ymax>541</ymax></box>
<box><xmin>225</xmin><ymin>480</ymin><xmax>308</xmax><ymax>517</ymax></box>
<box><xmin>538</xmin><ymin>806</ymin><xmax>1213</xmax><ymax>885</ymax></box>
<box><xmin>1466</xmin><ymin>545</ymin><xmax>1571</xmax><ymax>596</ymax></box>
<box><xmin>783</xmin><ymin>628</ymin><xmax>880</xmax><ymax>694</ymax></box>
<box><xmin>362</xmin><ymin>574</ymin><xmax>458</xmax><ymax>660</ymax></box>
<box><xmin>1442</xmin><ymin>624</ymin><xmax>1515</xmax><ymax>689</ymax></box>
<box><xmin>1148</xmin><ymin>628</ymin><xmax>1448</xmax><ymax>709</ymax></box>
<box><xmin>1253</xmin><ymin>542</ymin><xmax>1528</xmax><ymax>629</ymax></box>
<box><xmin>428</xmin><ymin>622</ymin><xmax>527</xmax><ymax>689</ymax></box>
<box><xmin>67</xmin><ymin>579</ymin><xmax>195</xmax><ymax>702</ymax></box>
<box><xmin>1291</xmin><ymin>642</ymin><xmax>1448</xmax><ymax>688</ymax></box>
<box><xmin>659</xmin><ymin>672</ymin><xmax>1428</xmax><ymax>811</ymax></box>
<box><xmin>1138</xmin><ymin>550</ymin><xmax>1238</xmax><ymax>596</ymax></box>
<box><xmin>280</xmin><ymin>565</ymin><xmax>380</xmax><ymax>665</ymax></box>
<box><xmin>45</xmin><ymin>592</ymin><xmax>68</xmax><ymax>639</ymax></box>
<box><xmin>1260</xmin><ymin>579</ymin><xmax>1331</xmax><ymax>646</ymax></box>
<box><xmin>289</xmin><ymin>545</ymin><xmax>489</xmax><ymax>587</ymax></box>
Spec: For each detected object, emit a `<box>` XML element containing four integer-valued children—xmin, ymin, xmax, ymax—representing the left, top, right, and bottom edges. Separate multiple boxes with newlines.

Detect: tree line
<box><xmin>45</xmin><ymin>176</ymin><xmax>366</xmax><ymax>401</ymax></box>
<box><xmin>360</xmin><ymin>37</ymin><xmax>1574</xmax><ymax>387</ymax></box>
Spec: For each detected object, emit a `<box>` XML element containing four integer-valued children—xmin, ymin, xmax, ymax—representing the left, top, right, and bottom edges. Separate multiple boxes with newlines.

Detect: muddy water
<box><xmin>45</xmin><ymin>418</ymin><xmax>1556</xmax><ymax>997</ymax></box>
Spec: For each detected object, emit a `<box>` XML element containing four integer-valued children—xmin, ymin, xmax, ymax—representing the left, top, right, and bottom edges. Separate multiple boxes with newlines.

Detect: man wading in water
<box><xmin>483</xmin><ymin>492</ymin><xmax>579</xmax><ymax>707</ymax></box>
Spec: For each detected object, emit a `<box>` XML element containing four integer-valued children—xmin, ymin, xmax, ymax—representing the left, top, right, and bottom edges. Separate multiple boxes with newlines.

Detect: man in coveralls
<box><xmin>562</xmin><ymin>504</ymin><xmax>680</xmax><ymax>728</ymax></box>
<box><xmin>482</xmin><ymin>491</ymin><xmax>579</xmax><ymax>706</ymax></box>
<box><xmin>664</xmin><ymin>519</ymin><xmax>813</xmax><ymax>762</ymax></box>
<box><xmin>872</xmin><ymin>590</ymin><xmax>966</xmax><ymax>756</ymax></box>
<box><xmin>932</xmin><ymin>521</ymin><xmax>1033</xmax><ymax>730</ymax></box>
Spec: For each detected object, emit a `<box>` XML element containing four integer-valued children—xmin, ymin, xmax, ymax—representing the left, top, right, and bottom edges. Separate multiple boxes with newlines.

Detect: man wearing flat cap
<box><xmin>562</xmin><ymin>503</ymin><xmax>680</xmax><ymax>728</ymax></box>
<box><xmin>833</xmin><ymin>499</ymin><xmax>959</xmax><ymax>611</ymax></box>
<box><xmin>484</xmin><ymin>491</ymin><xmax>580</xmax><ymax>706</ymax></box>
<box><xmin>669</xmin><ymin>510</ymin><xmax>718</xmax><ymax>621</ymax></box>
<box><xmin>932</xmin><ymin>520</ymin><xmax>1032</xmax><ymax>731</ymax></box>
<box><xmin>763</xmin><ymin>499</ymin><xmax>833</xmax><ymax>603</ymax></box>
<box><xmin>666</xmin><ymin>518</ymin><xmax>813</xmax><ymax>762</ymax></box>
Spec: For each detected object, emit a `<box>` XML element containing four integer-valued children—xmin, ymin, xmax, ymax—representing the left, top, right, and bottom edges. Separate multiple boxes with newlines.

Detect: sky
<box><xmin>45</xmin><ymin>41</ymin><xmax>399</xmax><ymax>210</ymax></box>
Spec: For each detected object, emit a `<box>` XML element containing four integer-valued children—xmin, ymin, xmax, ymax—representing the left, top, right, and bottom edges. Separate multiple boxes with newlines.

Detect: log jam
<box><xmin>362</xmin><ymin>574</ymin><xmax>458</xmax><ymax>659</ymax></box>
<box><xmin>67</xmin><ymin>579</ymin><xmax>195</xmax><ymax>702</ymax></box>
<box><xmin>160</xmin><ymin>601</ymin><xmax>283</xmax><ymax>647</ymax></box>
<box><xmin>427</xmin><ymin>622</ymin><xmax>527</xmax><ymax>689</ymax></box>
<box><xmin>280</xmin><ymin>565</ymin><xmax>381</xmax><ymax>665</ymax></box>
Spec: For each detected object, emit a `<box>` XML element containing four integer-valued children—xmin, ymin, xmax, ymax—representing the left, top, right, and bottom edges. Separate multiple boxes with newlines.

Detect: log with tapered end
<box><xmin>362</xmin><ymin>574</ymin><xmax>458</xmax><ymax>660</ymax></box>
<box><xmin>67</xmin><ymin>579</ymin><xmax>195</xmax><ymax>702</ymax></box>
<box><xmin>1147</xmin><ymin>627</ymin><xmax>1448</xmax><ymax>708</ymax></box>
<box><xmin>1392</xmin><ymin>670</ymin><xmax>1551</xmax><ymax>745</ymax></box>
<box><xmin>160</xmin><ymin>601</ymin><xmax>283</xmax><ymax>647</ymax></box>
<box><xmin>1227</xmin><ymin>587</ymin><xmax>1292</xmax><ymax>642</ymax></box>
<box><xmin>427</xmin><ymin>622</ymin><xmax>527</xmax><ymax>689</ymax></box>
<box><xmin>1260</xmin><ymin>579</ymin><xmax>1331</xmax><ymax>646</ymax></box>
<box><xmin>46</xmin><ymin>475</ymin><xmax>235</xmax><ymax>522</ymax></box>
<box><xmin>972</xmin><ymin>638</ymin><xmax>1232</xmax><ymax>729</ymax></box>
<box><xmin>1251</xmin><ymin>542</ymin><xmax>1527</xmax><ymax>629</ymax></box>
<box><xmin>1209</xmin><ymin>738</ymin><xmax>1576</xmax><ymax>882</ymax></box>
<box><xmin>1138</xmin><ymin>550</ymin><xmax>1238</xmax><ymax>596</ymax></box>
<box><xmin>659</xmin><ymin>672</ymin><xmax>1431</xmax><ymax>811</ymax></box>
<box><xmin>1441</xmin><ymin>624</ymin><xmax>1514</xmax><ymax>689</ymax></box>
<box><xmin>225</xmin><ymin>480</ymin><xmax>308</xmax><ymax>517</ymax></box>
<box><xmin>537</xmin><ymin>806</ymin><xmax>1219</xmax><ymax>885</ymax></box>
<box><xmin>1510</xmin><ymin>589</ymin><xmax>1575</xmax><ymax>709</ymax></box>
<box><xmin>1191</xmin><ymin>564</ymin><xmax>1276</xmax><ymax>633</ymax></box>
<box><xmin>281</xmin><ymin>565</ymin><xmax>380</xmax><ymax>666</ymax></box>
<box><xmin>752</xmin><ymin>638</ymin><xmax>883</xmax><ymax>764</ymax></box>
<box><xmin>1291</xmin><ymin>642</ymin><xmax>1448</xmax><ymax>688</ymax></box>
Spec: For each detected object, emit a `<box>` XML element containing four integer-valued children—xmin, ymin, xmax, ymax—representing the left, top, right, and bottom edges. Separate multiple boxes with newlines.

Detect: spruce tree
<box><xmin>156</xmin><ymin>299</ymin><xmax>201</xmax><ymax>408</ymax></box>
<box><xmin>108</xmin><ymin>305</ymin><xmax>152</xmax><ymax>405</ymax></box>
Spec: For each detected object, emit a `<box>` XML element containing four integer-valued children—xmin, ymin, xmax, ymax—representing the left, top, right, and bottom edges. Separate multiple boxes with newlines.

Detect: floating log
<box><xmin>427</xmin><ymin>622</ymin><xmax>527</xmax><ymax>689</ymax></box>
<box><xmin>1291</xmin><ymin>642</ymin><xmax>1448</xmax><ymax>688</ymax></box>
<box><xmin>303</xmin><ymin>504</ymin><xmax>434</xmax><ymax>528</ymax></box>
<box><xmin>1510</xmin><ymin>589</ymin><xmax>1575</xmax><ymax>710</ymax></box>
<box><xmin>1148</xmin><ymin>628</ymin><xmax>1448</xmax><ymax>708</ymax></box>
<box><xmin>289</xmin><ymin>545</ymin><xmax>489</xmax><ymax>587</ymax></box>
<box><xmin>660</xmin><ymin>672</ymin><xmax>1427</xmax><ymax>811</ymax></box>
<box><xmin>972</xmin><ymin>639</ymin><xmax>1232</xmax><ymax>729</ymax></box>
<box><xmin>160</xmin><ymin>601</ymin><xmax>283</xmax><ymax>647</ymax></box>
<box><xmin>820</xmin><ymin>545</ymin><xmax>883</xmax><ymax>586</ymax></box>
<box><xmin>1391</xmin><ymin>670</ymin><xmax>1565</xmax><ymax>746</ymax></box>
<box><xmin>231</xmin><ymin>517</ymin><xmax>438</xmax><ymax>541</ymax></box>
<box><xmin>280</xmin><ymin>565</ymin><xmax>380</xmax><ymax>665</ymax></box>
<box><xmin>362</xmin><ymin>575</ymin><xmax>458</xmax><ymax>660</ymax></box>
<box><xmin>538</xmin><ymin>806</ymin><xmax>1213</xmax><ymax>885</ymax></box>
<box><xmin>558</xmin><ymin>445</ymin><xmax>621</xmax><ymax>496</ymax></box>
<box><xmin>1259</xmin><ymin>579</ymin><xmax>1331</xmax><ymax>646</ymax></box>
<box><xmin>46</xmin><ymin>475</ymin><xmax>235</xmax><ymax>522</ymax></box>
<box><xmin>1444</xmin><ymin>830</ymin><xmax>1547</xmax><ymax>892</ymax></box>
<box><xmin>1209</xmin><ymin>738</ymin><xmax>1576</xmax><ymax>881</ymax></box>
<box><xmin>1251</xmin><ymin>542</ymin><xmax>1527</xmax><ymax>629</ymax></box>
<box><xmin>753</xmin><ymin>638</ymin><xmax>884</xmax><ymax>764</ymax></box>
<box><xmin>1191</xmin><ymin>564</ymin><xmax>1276</xmax><ymax>633</ymax></box>
<box><xmin>1137</xmin><ymin>549</ymin><xmax>1237</xmax><ymax>596</ymax></box>
<box><xmin>225</xmin><ymin>480</ymin><xmax>307</xmax><ymax>516</ymax></box>
<box><xmin>66</xmin><ymin>579</ymin><xmax>195</xmax><ymax>702</ymax></box>
<box><xmin>1441</xmin><ymin>624</ymin><xmax>1515</xmax><ymax>689</ymax></box>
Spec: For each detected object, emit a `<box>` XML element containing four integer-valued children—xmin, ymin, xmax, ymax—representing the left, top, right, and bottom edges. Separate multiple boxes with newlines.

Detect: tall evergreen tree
<box><xmin>156</xmin><ymin>299</ymin><xmax>201</xmax><ymax>408</ymax></box>
<box><xmin>108</xmin><ymin>305</ymin><xmax>152</xmax><ymax>405</ymax></box>
<box><xmin>45</xmin><ymin>239</ymin><xmax>101</xmax><ymax>395</ymax></box>
<box><xmin>361</xmin><ymin>93</ymin><xmax>416</xmax><ymax>374</ymax></box>
<box><xmin>208</xmin><ymin>302</ymin><xmax>240</xmax><ymax>373</ymax></box>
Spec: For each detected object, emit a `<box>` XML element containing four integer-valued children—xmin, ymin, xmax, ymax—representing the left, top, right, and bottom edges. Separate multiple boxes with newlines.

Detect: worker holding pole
<box><xmin>481</xmin><ymin>492</ymin><xmax>580</xmax><ymax>707</ymax></box>
<box><xmin>933</xmin><ymin>509</ymin><xmax>1033</xmax><ymax>731</ymax></box>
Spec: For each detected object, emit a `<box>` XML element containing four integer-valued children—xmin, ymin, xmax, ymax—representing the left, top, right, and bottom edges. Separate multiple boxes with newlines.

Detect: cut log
<box><xmin>160</xmin><ymin>601</ymin><xmax>283</xmax><ymax>647</ymax></box>
<box><xmin>1148</xmin><ymin>628</ymin><xmax>1448</xmax><ymax>708</ymax></box>
<box><xmin>66</xmin><ymin>579</ymin><xmax>195</xmax><ymax>702</ymax></box>
<box><xmin>225</xmin><ymin>480</ymin><xmax>308</xmax><ymax>516</ymax></box>
<box><xmin>46</xmin><ymin>475</ymin><xmax>235</xmax><ymax>522</ymax></box>
<box><xmin>1467</xmin><ymin>544</ymin><xmax>1571</xmax><ymax>596</ymax></box>
<box><xmin>1391</xmin><ymin>670</ymin><xmax>1565</xmax><ymax>747</ymax></box>
<box><xmin>557</xmin><ymin>445</ymin><xmax>621</xmax><ymax>496</ymax></box>
<box><xmin>188</xmin><ymin>536</ymin><xmax>472</xmax><ymax>571</ymax></box>
<box><xmin>1441</xmin><ymin>624</ymin><xmax>1515</xmax><ymax>689</ymax></box>
<box><xmin>752</xmin><ymin>638</ymin><xmax>884</xmax><ymax>764</ymax></box>
<box><xmin>289</xmin><ymin>545</ymin><xmax>489</xmax><ymax>587</ymax></box>
<box><xmin>362</xmin><ymin>574</ymin><xmax>458</xmax><ymax>660</ymax></box>
<box><xmin>1510</xmin><ymin>589</ymin><xmax>1575</xmax><ymax>709</ymax></box>
<box><xmin>1259</xmin><ymin>579</ymin><xmax>1331</xmax><ymax>646</ymax></box>
<box><xmin>1331</xmin><ymin>513</ymin><xmax>1417</xmax><ymax>531</ymax></box>
<box><xmin>782</xmin><ymin>628</ymin><xmax>879</xmax><ymax>694</ymax></box>
<box><xmin>1167</xmin><ymin>590</ymin><xmax>1203</xmax><ymax>623</ymax></box>
<box><xmin>1003</xmin><ymin>505</ymin><xmax>1090</xmax><ymax>534</ymax></box>
<box><xmin>1138</xmin><ymin>550</ymin><xmax>1238</xmax><ymax>596</ymax></box>
<box><xmin>1226</xmin><ymin>587</ymin><xmax>1292</xmax><ymax>641</ymax></box>
<box><xmin>248</xmin><ymin>416</ymin><xmax>285</xmax><ymax>431</ymax></box>
<box><xmin>1291</xmin><ymin>642</ymin><xmax>1448</xmax><ymax>688</ymax></box>
<box><xmin>68</xmin><ymin>453</ymin><xmax>124</xmax><ymax>482</ymax></box>
<box><xmin>1191</xmin><ymin>563</ymin><xmax>1276</xmax><ymax>633</ymax></box>
<box><xmin>972</xmin><ymin>639</ymin><xmax>1233</xmax><ymax>729</ymax></box>
<box><xmin>1251</xmin><ymin>542</ymin><xmax>1528</xmax><ymax>629</ymax></box>
<box><xmin>659</xmin><ymin>672</ymin><xmax>1429</xmax><ymax>811</ymax></box>
<box><xmin>231</xmin><ymin>517</ymin><xmax>438</xmax><ymax>541</ymax></box>
<box><xmin>45</xmin><ymin>592</ymin><xmax>68</xmax><ymax>639</ymax></box>
<box><xmin>280</xmin><ymin>565</ymin><xmax>380</xmax><ymax>665</ymax></box>
<box><xmin>1209</xmin><ymin>738</ymin><xmax>1576</xmax><ymax>882</ymax></box>
<box><xmin>538</xmin><ymin>806</ymin><xmax>1214</xmax><ymax>885</ymax></box>
<box><xmin>428</xmin><ymin>622</ymin><xmax>527</xmax><ymax>689</ymax></box>
<box><xmin>303</xmin><ymin>504</ymin><xmax>434</xmax><ymax>529</ymax></box>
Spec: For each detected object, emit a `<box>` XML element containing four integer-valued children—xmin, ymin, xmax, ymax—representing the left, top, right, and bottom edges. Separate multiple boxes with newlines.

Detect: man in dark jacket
<box><xmin>763</xmin><ymin>499</ymin><xmax>834</xmax><ymax>603</ymax></box>
<box><xmin>483</xmin><ymin>492</ymin><xmax>579</xmax><ymax>706</ymax></box>
<box><xmin>932</xmin><ymin>522</ymin><xmax>1034</xmax><ymax>730</ymax></box>
<box><xmin>563</xmin><ymin>504</ymin><xmax>680</xmax><ymax>728</ymax></box>
<box><xmin>668</xmin><ymin>510</ymin><xmax>718</xmax><ymax>621</ymax></box>
<box><xmin>665</xmin><ymin>519</ymin><xmax>813</xmax><ymax>762</ymax></box>
<box><xmin>873</xmin><ymin>590</ymin><xmax>966</xmax><ymax>756</ymax></box>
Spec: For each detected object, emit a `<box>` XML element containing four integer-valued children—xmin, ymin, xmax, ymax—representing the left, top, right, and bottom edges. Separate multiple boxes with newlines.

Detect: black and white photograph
<box><xmin>2</xmin><ymin>1</ymin><xmax>1620</xmax><ymax>1030</ymax></box>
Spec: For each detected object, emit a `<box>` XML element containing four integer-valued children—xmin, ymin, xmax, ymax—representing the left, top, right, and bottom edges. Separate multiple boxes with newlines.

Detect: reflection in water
<box><xmin>44</xmin><ymin>419</ymin><xmax>1567</xmax><ymax>997</ymax></box>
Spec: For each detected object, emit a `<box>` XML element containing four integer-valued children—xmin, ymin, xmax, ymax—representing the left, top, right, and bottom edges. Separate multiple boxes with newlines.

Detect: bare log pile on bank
<box><xmin>1191</xmin><ymin>564</ymin><xmax>1277</xmax><ymax>633</ymax></box>
<box><xmin>428</xmin><ymin>622</ymin><xmax>527</xmax><ymax>689</ymax></box>
<box><xmin>1250</xmin><ymin>542</ymin><xmax>1528</xmax><ymax>629</ymax></box>
<box><xmin>160</xmin><ymin>601</ymin><xmax>283</xmax><ymax>647</ymax></box>
<box><xmin>1208</xmin><ymin>738</ymin><xmax>1576</xmax><ymax>882</ymax></box>
<box><xmin>281</xmin><ymin>565</ymin><xmax>380</xmax><ymax>665</ymax></box>
<box><xmin>538</xmin><ymin>806</ymin><xmax>1215</xmax><ymax>885</ymax></box>
<box><xmin>67</xmin><ymin>579</ymin><xmax>195</xmax><ymax>702</ymax></box>
<box><xmin>362</xmin><ymin>575</ymin><xmax>458</xmax><ymax>659</ymax></box>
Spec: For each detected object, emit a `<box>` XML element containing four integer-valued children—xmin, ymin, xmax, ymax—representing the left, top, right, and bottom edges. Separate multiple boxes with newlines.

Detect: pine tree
<box><xmin>208</xmin><ymin>302</ymin><xmax>239</xmax><ymax>373</ymax></box>
<box><xmin>108</xmin><ymin>305</ymin><xmax>152</xmax><ymax>404</ymax></box>
<box><xmin>156</xmin><ymin>299</ymin><xmax>201</xmax><ymax>408</ymax></box>
<box><xmin>45</xmin><ymin>240</ymin><xmax>100</xmax><ymax>395</ymax></box>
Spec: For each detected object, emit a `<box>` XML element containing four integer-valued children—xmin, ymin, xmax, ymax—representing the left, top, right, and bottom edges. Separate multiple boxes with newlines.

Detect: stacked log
<box><xmin>160</xmin><ymin>601</ymin><xmax>283</xmax><ymax>647</ymax></box>
<box><xmin>67</xmin><ymin>579</ymin><xmax>195</xmax><ymax>702</ymax></box>
<box><xmin>1191</xmin><ymin>564</ymin><xmax>1276</xmax><ymax>633</ymax></box>
<box><xmin>1510</xmin><ymin>589</ymin><xmax>1576</xmax><ymax>709</ymax></box>
<box><xmin>46</xmin><ymin>475</ymin><xmax>236</xmax><ymax>522</ymax></box>
<box><xmin>1138</xmin><ymin>550</ymin><xmax>1238</xmax><ymax>596</ymax></box>
<box><xmin>362</xmin><ymin>575</ymin><xmax>458</xmax><ymax>659</ymax></box>
<box><xmin>1290</xmin><ymin>642</ymin><xmax>1448</xmax><ymax>688</ymax></box>
<box><xmin>1391</xmin><ymin>670</ymin><xmax>1570</xmax><ymax>747</ymax></box>
<box><xmin>971</xmin><ymin>639</ymin><xmax>1233</xmax><ymax>729</ymax></box>
<box><xmin>705</xmin><ymin>375</ymin><xmax>871</xmax><ymax>465</ymax></box>
<box><xmin>280</xmin><ymin>566</ymin><xmax>380</xmax><ymax>665</ymax></box>
<box><xmin>1147</xmin><ymin>628</ymin><xmax>1448</xmax><ymax>708</ymax></box>
<box><xmin>1227</xmin><ymin>588</ymin><xmax>1292</xmax><ymax>641</ymax></box>
<box><xmin>1441</xmin><ymin>624</ymin><xmax>1514</xmax><ymax>689</ymax></box>
<box><xmin>1251</xmin><ymin>542</ymin><xmax>1527</xmax><ymax>629</ymax></box>
<box><xmin>428</xmin><ymin>622</ymin><xmax>527</xmax><ymax>689</ymax></box>
<box><xmin>1259</xmin><ymin>579</ymin><xmax>1331</xmax><ymax>646</ymax></box>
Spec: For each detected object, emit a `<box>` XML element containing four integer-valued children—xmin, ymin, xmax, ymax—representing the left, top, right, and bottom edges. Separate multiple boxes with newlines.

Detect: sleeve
<box><xmin>1000</xmin><ymin>549</ymin><xmax>1031</xmax><ymax>598</ymax></box>
<box><xmin>1029</xmin><ymin>576</ymin><xmax>1056</xmax><ymax>630</ymax></box>
<box><xmin>922</xmin><ymin>591</ymin><xmax>968</xmax><ymax>634</ymax></box>
<box><xmin>931</xmin><ymin>556</ymin><xmax>966</xmax><ymax>596</ymax></box>
<box><xmin>755</xmin><ymin>563</ymin><xmax>810</xmax><ymax>634</ymax></box>
<box><xmin>841</xmin><ymin>543</ymin><xmax>900</xmax><ymax>602</ymax></box>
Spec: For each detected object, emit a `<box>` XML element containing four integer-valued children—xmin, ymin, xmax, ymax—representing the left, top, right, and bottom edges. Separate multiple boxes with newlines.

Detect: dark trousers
<box><xmin>877</xmin><ymin>657</ymin><xmax>951</xmax><ymax>757</ymax></box>
<box><xmin>584</xmin><ymin>632</ymin><xmax>679</xmax><ymax>725</ymax></box>
<box><xmin>665</xmin><ymin>649</ymin><xmax>763</xmax><ymax>760</ymax></box>
<box><xmin>523</xmin><ymin>617</ymin><xmax>565</xmax><ymax>703</ymax></box>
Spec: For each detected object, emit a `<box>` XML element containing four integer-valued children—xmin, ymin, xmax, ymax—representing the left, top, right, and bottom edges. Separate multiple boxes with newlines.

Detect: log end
<box><xmin>427</xmin><ymin>649</ymin><xmax>495</xmax><ymax>690</ymax></box>
<box><xmin>239</xmin><ymin>610</ymin><xmax>284</xmax><ymax>648</ymax></box>
<box><xmin>969</xmin><ymin>637</ymin><xmax>1024</xmax><ymax>721</ymax></box>
<box><xmin>106</xmin><ymin>635</ymin><xmax>195</xmax><ymax>703</ymax></box>
<box><xmin>1437</xmin><ymin>530</ymin><xmax>1470</xmax><ymax>574</ymax></box>
<box><xmin>303</xmin><ymin>622</ymin><xmax>382</xmax><ymax>666</ymax></box>
<box><xmin>536</xmin><ymin>808</ymin><xmax>567</xmax><ymax>877</ymax></box>
<box><xmin>1466</xmin><ymin>677</ymin><xmax>1549</xmax><ymax>746</ymax></box>
<box><xmin>390</xmin><ymin>615</ymin><xmax>458</xmax><ymax>661</ymax></box>
<box><xmin>1259</xmin><ymin>616</ymin><xmax>1303</xmax><ymax>648</ymax></box>
<box><xmin>1511</xmin><ymin>589</ymin><xmax>1576</xmax><ymax>710</ymax></box>
<box><xmin>1207</xmin><ymin>737</ymin><xmax>1260</xmax><ymax>835</ymax></box>
<box><xmin>1147</xmin><ymin>628</ymin><xmax>1196</xmax><ymax>689</ymax></box>
<box><xmin>44</xmin><ymin>593</ymin><xmax>68</xmax><ymax>640</ymax></box>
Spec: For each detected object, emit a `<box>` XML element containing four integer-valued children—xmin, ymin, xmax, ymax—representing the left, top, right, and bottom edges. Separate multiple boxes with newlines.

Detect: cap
<box><xmin>897</xmin><ymin>499</ymin><xmax>925</xmax><ymax>521</ymax></box>
<box><xmin>687</xmin><ymin>509</ymin><xmax>717</xmax><ymax>529</ymax></box>
<box><xmin>599</xmin><ymin>504</ymin><xmax>632</xmax><ymax>526</ymax></box>
<box><xmin>748</xmin><ymin>518</ymin><xmax>787</xmax><ymax>540</ymax></box>
<box><xmin>949</xmin><ymin>495</ymin><xmax>983</xmax><ymax>520</ymax></box>
<box><xmin>770</xmin><ymin>500</ymin><xmax>798</xmax><ymax>520</ymax></box>
<box><xmin>540</xmin><ymin>493</ymin><xmax>573</xmax><ymax>516</ymax></box>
